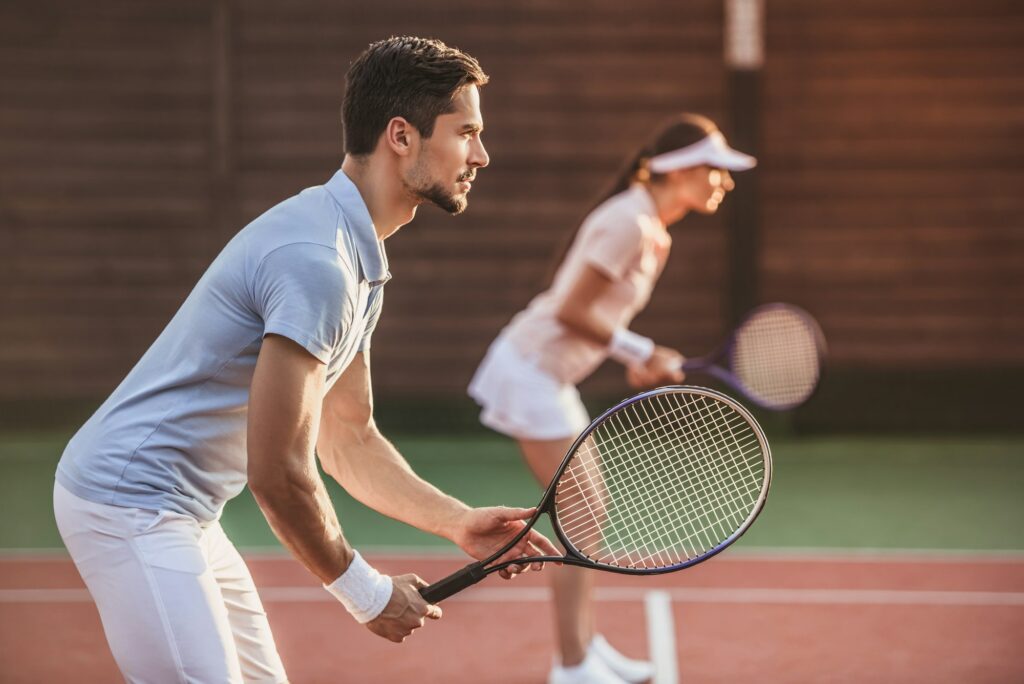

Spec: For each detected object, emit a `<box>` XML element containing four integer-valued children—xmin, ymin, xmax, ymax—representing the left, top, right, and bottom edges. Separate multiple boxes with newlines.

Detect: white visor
<box><xmin>647</xmin><ymin>132</ymin><xmax>757</xmax><ymax>173</ymax></box>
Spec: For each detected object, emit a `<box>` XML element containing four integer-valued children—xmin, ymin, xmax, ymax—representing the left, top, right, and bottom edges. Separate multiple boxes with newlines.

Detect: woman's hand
<box><xmin>626</xmin><ymin>345</ymin><xmax>685</xmax><ymax>388</ymax></box>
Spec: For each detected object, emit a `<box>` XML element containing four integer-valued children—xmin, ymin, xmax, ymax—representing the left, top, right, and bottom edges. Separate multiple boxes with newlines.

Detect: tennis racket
<box><xmin>419</xmin><ymin>386</ymin><xmax>771</xmax><ymax>603</ymax></box>
<box><xmin>681</xmin><ymin>303</ymin><xmax>826</xmax><ymax>411</ymax></box>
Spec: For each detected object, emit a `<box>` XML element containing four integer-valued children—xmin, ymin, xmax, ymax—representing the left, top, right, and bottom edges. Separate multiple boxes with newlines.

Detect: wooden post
<box><xmin>210</xmin><ymin>0</ymin><xmax>234</xmax><ymax>249</ymax></box>
<box><xmin>724</xmin><ymin>0</ymin><xmax>764</xmax><ymax>325</ymax></box>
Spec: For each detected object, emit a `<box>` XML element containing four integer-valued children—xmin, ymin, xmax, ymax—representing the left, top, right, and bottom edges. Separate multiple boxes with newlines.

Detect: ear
<box><xmin>383</xmin><ymin>117</ymin><xmax>419</xmax><ymax>157</ymax></box>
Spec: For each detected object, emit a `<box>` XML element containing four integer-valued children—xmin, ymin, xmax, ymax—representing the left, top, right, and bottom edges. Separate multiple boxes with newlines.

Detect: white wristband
<box><xmin>323</xmin><ymin>550</ymin><xmax>393</xmax><ymax>624</ymax></box>
<box><xmin>609</xmin><ymin>328</ymin><xmax>655</xmax><ymax>367</ymax></box>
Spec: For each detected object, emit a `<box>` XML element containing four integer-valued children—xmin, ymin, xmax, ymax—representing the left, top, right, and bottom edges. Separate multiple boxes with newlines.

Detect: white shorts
<box><xmin>53</xmin><ymin>481</ymin><xmax>287</xmax><ymax>684</ymax></box>
<box><xmin>469</xmin><ymin>335</ymin><xmax>590</xmax><ymax>441</ymax></box>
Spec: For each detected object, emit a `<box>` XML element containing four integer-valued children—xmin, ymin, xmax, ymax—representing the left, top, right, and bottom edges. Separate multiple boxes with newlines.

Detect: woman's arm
<box><xmin>555</xmin><ymin>263</ymin><xmax>685</xmax><ymax>386</ymax></box>
<box><xmin>554</xmin><ymin>263</ymin><xmax>618</xmax><ymax>345</ymax></box>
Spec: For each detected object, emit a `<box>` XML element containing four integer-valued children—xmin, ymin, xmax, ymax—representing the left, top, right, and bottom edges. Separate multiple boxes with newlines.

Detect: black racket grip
<box><xmin>419</xmin><ymin>561</ymin><xmax>487</xmax><ymax>604</ymax></box>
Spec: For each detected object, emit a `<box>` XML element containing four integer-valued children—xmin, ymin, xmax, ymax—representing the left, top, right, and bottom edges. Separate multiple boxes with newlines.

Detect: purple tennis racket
<box><xmin>681</xmin><ymin>303</ymin><xmax>827</xmax><ymax>411</ymax></box>
<box><xmin>420</xmin><ymin>386</ymin><xmax>771</xmax><ymax>603</ymax></box>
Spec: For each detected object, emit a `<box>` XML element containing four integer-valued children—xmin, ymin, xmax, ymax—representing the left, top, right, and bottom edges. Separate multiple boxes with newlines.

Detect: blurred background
<box><xmin>0</xmin><ymin>1</ymin><xmax>1022</xmax><ymax>681</ymax></box>
<box><xmin>1</xmin><ymin>0</ymin><xmax>1021</xmax><ymax>432</ymax></box>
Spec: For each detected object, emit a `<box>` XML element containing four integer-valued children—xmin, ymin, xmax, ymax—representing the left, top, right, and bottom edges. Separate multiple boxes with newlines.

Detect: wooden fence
<box><xmin>1</xmin><ymin>0</ymin><xmax>1021</xmax><ymax>428</ymax></box>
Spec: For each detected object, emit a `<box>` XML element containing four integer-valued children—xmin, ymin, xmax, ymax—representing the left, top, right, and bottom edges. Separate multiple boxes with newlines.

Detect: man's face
<box><xmin>404</xmin><ymin>84</ymin><xmax>489</xmax><ymax>215</ymax></box>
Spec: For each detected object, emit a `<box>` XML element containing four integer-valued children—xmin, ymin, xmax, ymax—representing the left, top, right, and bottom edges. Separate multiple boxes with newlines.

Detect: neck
<box><xmin>340</xmin><ymin>154</ymin><xmax>419</xmax><ymax>241</ymax></box>
<box><xmin>643</xmin><ymin>182</ymin><xmax>687</xmax><ymax>227</ymax></box>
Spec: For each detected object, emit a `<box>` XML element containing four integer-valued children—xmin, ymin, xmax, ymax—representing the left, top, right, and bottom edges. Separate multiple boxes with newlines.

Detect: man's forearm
<box><xmin>319</xmin><ymin>428</ymin><xmax>469</xmax><ymax>541</ymax></box>
<box><xmin>251</xmin><ymin>459</ymin><xmax>353</xmax><ymax>584</ymax></box>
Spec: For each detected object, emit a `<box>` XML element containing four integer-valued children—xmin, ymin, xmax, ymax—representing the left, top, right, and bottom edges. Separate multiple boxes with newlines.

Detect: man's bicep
<box><xmin>320</xmin><ymin>351</ymin><xmax>374</xmax><ymax>439</ymax></box>
<box><xmin>248</xmin><ymin>334</ymin><xmax>327</xmax><ymax>483</ymax></box>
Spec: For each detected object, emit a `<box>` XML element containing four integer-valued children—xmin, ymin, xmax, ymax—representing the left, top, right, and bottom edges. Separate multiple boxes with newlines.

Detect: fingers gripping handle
<box><xmin>419</xmin><ymin>561</ymin><xmax>488</xmax><ymax>604</ymax></box>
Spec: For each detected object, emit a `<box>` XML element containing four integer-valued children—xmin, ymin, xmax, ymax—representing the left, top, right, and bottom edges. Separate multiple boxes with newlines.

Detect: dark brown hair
<box><xmin>342</xmin><ymin>36</ymin><xmax>489</xmax><ymax>156</ymax></box>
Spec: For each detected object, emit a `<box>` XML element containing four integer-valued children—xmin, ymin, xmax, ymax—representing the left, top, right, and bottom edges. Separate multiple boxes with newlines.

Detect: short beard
<box><xmin>405</xmin><ymin>151</ymin><xmax>469</xmax><ymax>215</ymax></box>
<box><xmin>416</xmin><ymin>182</ymin><xmax>467</xmax><ymax>215</ymax></box>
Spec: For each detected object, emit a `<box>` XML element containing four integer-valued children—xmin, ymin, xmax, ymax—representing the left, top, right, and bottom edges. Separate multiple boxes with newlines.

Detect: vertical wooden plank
<box><xmin>209</xmin><ymin>0</ymin><xmax>234</xmax><ymax>247</ymax></box>
<box><xmin>724</xmin><ymin>0</ymin><xmax>764</xmax><ymax>325</ymax></box>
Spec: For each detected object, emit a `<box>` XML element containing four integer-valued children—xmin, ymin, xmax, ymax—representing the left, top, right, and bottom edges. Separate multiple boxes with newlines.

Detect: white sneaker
<box><xmin>590</xmin><ymin>634</ymin><xmax>655</xmax><ymax>684</ymax></box>
<box><xmin>548</xmin><ymin>650</ymin><xmax>628</xmax><ymax>684</ymax></box>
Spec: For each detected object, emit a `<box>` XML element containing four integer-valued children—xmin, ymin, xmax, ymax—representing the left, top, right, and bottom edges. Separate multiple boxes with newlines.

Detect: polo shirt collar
<box><xmin>324</xmin><ymin>169</ymin><xmax>391</xmax><ymax>286</ymax></box>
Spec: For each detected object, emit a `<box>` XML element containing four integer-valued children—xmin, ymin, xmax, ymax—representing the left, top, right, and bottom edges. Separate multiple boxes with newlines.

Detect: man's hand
<box><xmin>365</xmin><ymin>574</ymin><xmax>441</xmax><ymax>643</ymax></box>
<box><xmin>451</xmin><ymin>507</ymin><xmax>561</xmax><ymax>579</ymax></box>
<box><xmin>626</xmin><ymin>345</ymin><xmax>685</xmax><ymax>388</ymax></box>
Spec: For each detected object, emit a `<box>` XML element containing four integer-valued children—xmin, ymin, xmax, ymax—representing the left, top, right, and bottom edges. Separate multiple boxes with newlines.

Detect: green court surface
<box><xmin>2</xmin><ymin>431</ymin><xmax>1023</xmax><ymax>553</ymax></box>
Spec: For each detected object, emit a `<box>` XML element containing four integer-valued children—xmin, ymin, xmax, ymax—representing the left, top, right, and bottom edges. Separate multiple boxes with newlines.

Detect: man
<box><xmin>54</xmin><ymin>36</ymin><xmax>558</xmax><ymax>683</ymax></box>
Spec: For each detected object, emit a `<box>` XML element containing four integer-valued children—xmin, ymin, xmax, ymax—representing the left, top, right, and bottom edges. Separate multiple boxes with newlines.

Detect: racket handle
<box><xmin>419</xmin><ymin>561</ymin><xmax>487</xmax><ymax>604</ymax></box>
<box><xmin>680</xmin><ymin>356</ymin><xmax>711</xmax><ymax>371</ymax></box>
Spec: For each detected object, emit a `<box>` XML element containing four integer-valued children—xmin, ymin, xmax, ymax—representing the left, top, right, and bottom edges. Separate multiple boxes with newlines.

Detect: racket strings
<box><xmin>554</xmin><ymin>391</ymin><xmax>767</xmax><ymax>570</ymax></box>
<box><xmin>558</xmin><ymin>399</ymin><xmax>760</xmax><ymax>568</ymax></box>
<box><xmin>608</xmin><ymin>396</ymin><xmax>761</xmax><ymax>561</ymax></box>
<box><xmin>731</xmin><ymin>309</ymin><xmax>822</xmax><ymax>408</ymax></box>
<box><xmin>556</xmin><ymin>400</ymin><xmax>757</xmax><ymax>542</ymax></box>
<box><xmin>561</xmin><ymin>408</ymin><xmax>752</xmax><ymax>561</ymax></box>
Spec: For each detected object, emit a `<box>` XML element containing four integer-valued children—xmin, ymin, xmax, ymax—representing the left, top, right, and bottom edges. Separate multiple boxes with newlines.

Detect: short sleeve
<box><xmin>252</xmin><ymin>243</ymin><xmax>348</xmax><ymax>364</ymax></box>
<box><xmin>580</xmin><ymin>217</ymin><xmax>643</xmax><ymax>281</ymax></box>
<box><xmin>358</xmin><ymin>287</ymin><xmax>384</xmax><ymax>352</ymax></box>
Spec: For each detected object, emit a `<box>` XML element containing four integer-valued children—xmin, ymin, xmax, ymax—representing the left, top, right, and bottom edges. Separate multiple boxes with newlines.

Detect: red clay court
<box><xmin>2</xmin><ymin>551</ymin><xmax>1022</xmax><ymax>683</ymax></box>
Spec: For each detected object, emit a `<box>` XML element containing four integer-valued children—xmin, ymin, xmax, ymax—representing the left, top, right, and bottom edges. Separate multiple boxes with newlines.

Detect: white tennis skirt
<box><xmin>468</xmin><ymin>335</ymin><xmax>590</xmax><ymax>441</ymax></box>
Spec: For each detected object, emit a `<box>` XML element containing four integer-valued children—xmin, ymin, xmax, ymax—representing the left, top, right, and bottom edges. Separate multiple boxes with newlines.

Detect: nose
<box><xmin>469</xmin><ymin>136</ymin><xmax>489</xmax><ymax>169</ymax></box>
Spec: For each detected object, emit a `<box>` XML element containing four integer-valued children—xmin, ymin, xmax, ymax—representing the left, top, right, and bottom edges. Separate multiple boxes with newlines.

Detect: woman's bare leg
<box><xmin>518</xmin><ymin>436</ymin><xmax>595</xmax><ymax>666</ymax></box>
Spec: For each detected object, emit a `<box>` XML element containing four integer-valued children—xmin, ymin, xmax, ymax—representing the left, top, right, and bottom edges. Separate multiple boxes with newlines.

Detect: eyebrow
<box><xmin>459</xmin><ymin>122</ymin><xmax>483</xmax><ymax>134</ymax></box>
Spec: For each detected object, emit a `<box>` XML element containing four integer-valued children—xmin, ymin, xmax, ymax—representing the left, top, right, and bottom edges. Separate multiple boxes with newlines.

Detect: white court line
<box><xmin>645</xmin><ymin>590</ymin><xmax>679</xmax><ymax>684</ymax></box>
<box><xmin>3</xmin><ymin>546</ymin><xmax>1024</xmax><ymax>562</ymax></box>
<box><xmin>3</xmin><ymin>586</ymin><xmax>1024</xmax><ymax>606</ymax></box>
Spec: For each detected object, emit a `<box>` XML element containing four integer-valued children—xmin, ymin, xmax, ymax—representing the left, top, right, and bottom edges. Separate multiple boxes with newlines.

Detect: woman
<box><xmin>469</xmin><ymin>113</ymin><xmax>756</xmax><ymax>684</ymax></box>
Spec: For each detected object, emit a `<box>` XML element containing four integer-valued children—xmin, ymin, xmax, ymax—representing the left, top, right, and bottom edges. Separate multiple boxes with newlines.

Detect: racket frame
<box><xmin>419</xmin><ymin>386</ymin><xmax>772</xmax><ymax>602</ymax></box>
<box><xmin>682</xmin><ymin>302</ymin><xmax>828</xmax><ymax>411</ymax></box>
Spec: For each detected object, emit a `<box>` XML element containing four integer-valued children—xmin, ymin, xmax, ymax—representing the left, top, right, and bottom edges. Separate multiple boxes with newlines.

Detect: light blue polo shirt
<box><xmin>56</xmin><ymin>169</ymin><xmax>389</xmax><ymax>522</ymax></box>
